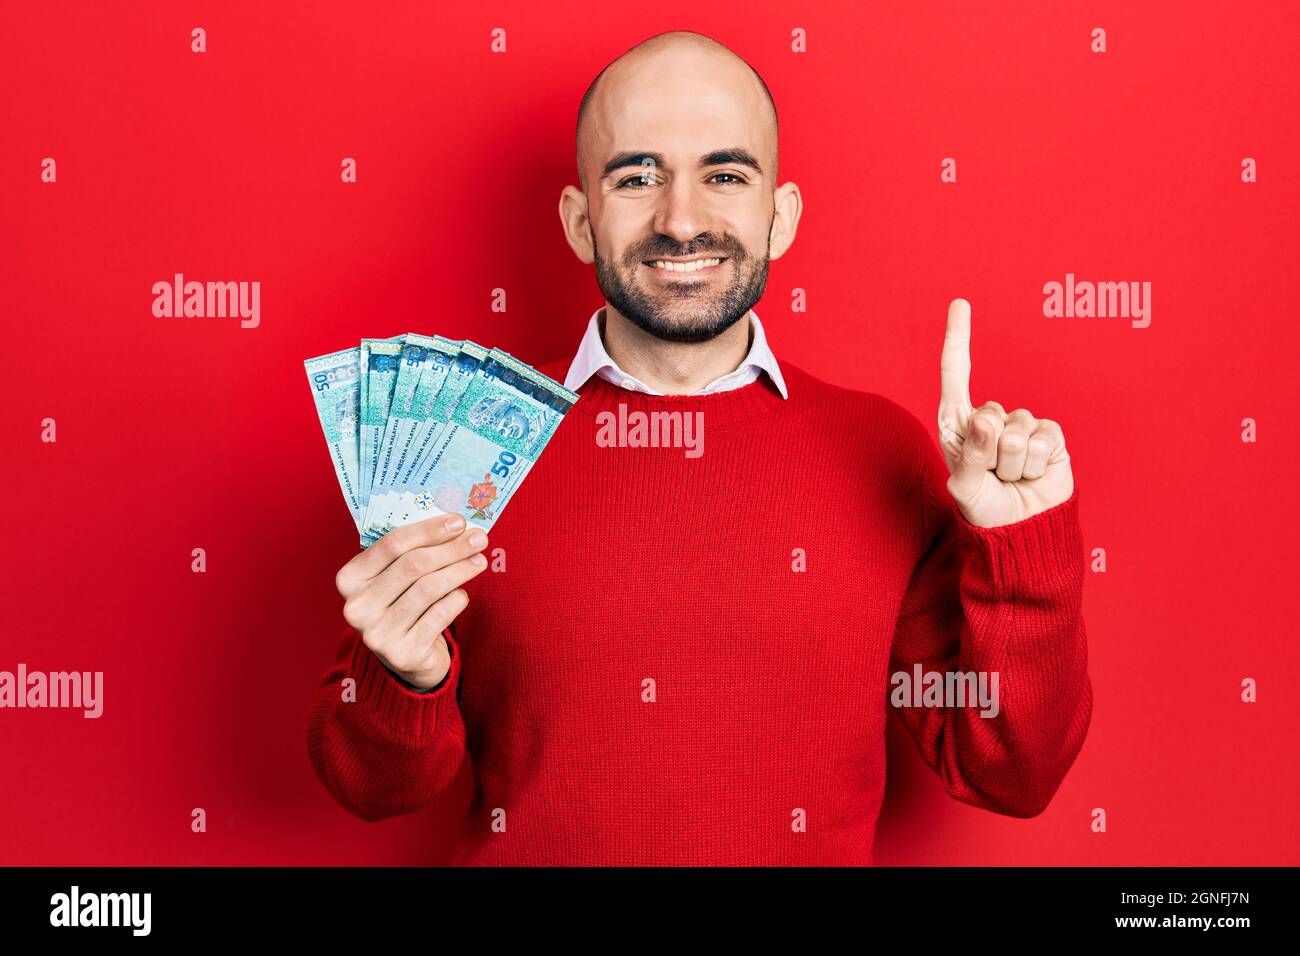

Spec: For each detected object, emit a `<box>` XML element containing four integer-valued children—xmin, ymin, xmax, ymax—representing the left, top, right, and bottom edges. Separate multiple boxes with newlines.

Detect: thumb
<box><xmin>946</xmin><ymin>413</ymin><xmax>1000</xmax><ymax>503</ymax></box>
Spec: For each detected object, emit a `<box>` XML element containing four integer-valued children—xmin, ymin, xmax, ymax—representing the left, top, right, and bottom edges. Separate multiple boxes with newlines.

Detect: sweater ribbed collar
<box><xmin>569</xmin><ymin>365</ymin><xmax>788</xmax><ymax>429</ymax></box>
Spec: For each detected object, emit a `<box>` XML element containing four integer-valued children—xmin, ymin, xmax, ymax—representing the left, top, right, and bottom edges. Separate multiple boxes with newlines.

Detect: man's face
<box><xmin>581</xmin><ymin>50</ymin><xmax>777</xmax><ymax>343</ymax></box>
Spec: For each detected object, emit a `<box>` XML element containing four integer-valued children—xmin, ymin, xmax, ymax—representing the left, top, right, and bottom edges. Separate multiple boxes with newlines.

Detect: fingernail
<box><xmin>971</xmin><ymin>425</ymin><xmax>985</xmax><ymax>447</ymax></box>
<box><xmin>469</xmin><ymin>530</ymin><xmax>488</xmax><ymax>548</ymax></box>
<box><xmin>470</xmin><ymin>552</ymin><xmax>487</xmax><ymax>567</ymax></box>
<box><xmin>445</xmin><ymin>515</ymin><xmax>465</xmax><ymax>532</ymax></box>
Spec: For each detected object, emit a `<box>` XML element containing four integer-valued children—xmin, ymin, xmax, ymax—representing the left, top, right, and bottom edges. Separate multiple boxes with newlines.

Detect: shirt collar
<box><xmin>562</xmin><ymin>306</ymin><xmax>789</xmax><ymax>399</ymax></box>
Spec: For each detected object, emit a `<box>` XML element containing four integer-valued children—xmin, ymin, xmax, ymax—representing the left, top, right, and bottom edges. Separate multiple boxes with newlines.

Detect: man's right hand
<box><xmin>334</xmin><ymin>513</ymin><xmax>490</xmax><ymax>691</ymax></box>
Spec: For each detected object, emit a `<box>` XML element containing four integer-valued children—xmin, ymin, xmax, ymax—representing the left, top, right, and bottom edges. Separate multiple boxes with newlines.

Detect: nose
<box><xmin>651</xmin><ymin>175</ymin><xmax>710</xmax><ymax>247</ymax></box>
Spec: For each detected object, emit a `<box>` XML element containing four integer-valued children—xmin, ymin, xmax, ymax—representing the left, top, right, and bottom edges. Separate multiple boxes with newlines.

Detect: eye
<box><xmin>710</xmin><ymin>172</ymin><xmax>747</xmax><ymax>185</ymax></box>
<box><xmin>616</xmin><ymin>174</ymin><xmax>657</xmax><ymax>190</ymax></box>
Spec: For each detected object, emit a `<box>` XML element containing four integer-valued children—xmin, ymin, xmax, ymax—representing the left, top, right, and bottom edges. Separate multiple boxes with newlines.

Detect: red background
<box><xmin>3</xmin><ymin>1</ymin><xmax>1297</xmax><ymax>865</ymax></box>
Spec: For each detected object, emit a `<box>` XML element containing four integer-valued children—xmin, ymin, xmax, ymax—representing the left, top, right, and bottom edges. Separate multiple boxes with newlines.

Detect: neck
<box><xmin>600</xmin><ymin>306</ymin><xmax>753</xmax><ymax>395</ymax></box>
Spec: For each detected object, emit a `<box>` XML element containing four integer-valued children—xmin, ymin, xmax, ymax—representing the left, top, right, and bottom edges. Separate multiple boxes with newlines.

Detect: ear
<box><xmin>559</xmin><ymin>185</ymin><xmax>596</xmax><ymax>264</ymax></box>
<box><xmin>767</xmin><ymin>181</ymin><xmax>803</xmax><ymax>261</ymax></box>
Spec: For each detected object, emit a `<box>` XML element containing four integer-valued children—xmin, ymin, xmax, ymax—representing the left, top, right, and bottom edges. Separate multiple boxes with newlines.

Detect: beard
<box><xmin>591</xmin><ymin>224</ymin><xmax>771</xmax><ymax>344</ymax></box>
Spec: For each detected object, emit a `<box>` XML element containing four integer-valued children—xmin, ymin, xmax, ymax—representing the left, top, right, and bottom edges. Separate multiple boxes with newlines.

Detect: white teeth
<box><xmin>650</xmin><ymin>258</ymin><xmax>722</xmax><ymax>272</ymax></box>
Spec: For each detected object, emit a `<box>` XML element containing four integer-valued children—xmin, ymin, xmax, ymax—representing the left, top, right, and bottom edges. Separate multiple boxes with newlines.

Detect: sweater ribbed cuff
<box><xmin>952</xmin><ymin>487</ymin><xmax>1085</xmax><ymax>598</ymax></box>
<box><xmin>347</xmin><ymin>626</ymin><xmax>462</xmax><ymax>739</ymax></box>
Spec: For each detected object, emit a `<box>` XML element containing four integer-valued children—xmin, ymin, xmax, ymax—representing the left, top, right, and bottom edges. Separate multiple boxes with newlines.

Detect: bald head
<box><xmin>575</xmin><ymin>31</ymin><xmax>778</xmax><ymax>192</ymax></box>
<box><xmin>559</xmin><ymin>30</ymin><xmax>802</xmax><ymax>351</ymax></box>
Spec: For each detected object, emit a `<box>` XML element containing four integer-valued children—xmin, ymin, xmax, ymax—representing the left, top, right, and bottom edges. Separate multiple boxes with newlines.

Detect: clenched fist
<box><xmin>334</xmin><ymin>513</ymin><xmax>490</xmax><ymax>691</ymax></box>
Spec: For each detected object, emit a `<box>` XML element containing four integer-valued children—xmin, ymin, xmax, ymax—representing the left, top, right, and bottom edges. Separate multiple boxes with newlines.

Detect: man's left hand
<box><xmin>936</xmin><ymin>297</ymin><xmax>1075</xmax><ymax>529</ymax></box>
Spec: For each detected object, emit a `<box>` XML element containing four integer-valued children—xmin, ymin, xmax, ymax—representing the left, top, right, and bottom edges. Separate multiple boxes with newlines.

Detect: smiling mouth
<box><xmin>642</xmin><ymin>256</ymin><xmax>728</xmax><ymax>274</ymax></box>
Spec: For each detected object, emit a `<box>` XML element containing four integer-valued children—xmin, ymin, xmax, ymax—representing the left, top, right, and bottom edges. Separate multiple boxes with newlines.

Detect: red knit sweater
<box><xmin>306</xmin><ymin>359</ymin><xmax>1093</xmax><ymax>865</ymax></box>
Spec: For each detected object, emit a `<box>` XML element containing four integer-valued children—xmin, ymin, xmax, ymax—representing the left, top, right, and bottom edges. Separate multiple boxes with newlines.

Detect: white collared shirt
<box><xmin>562</xmin><ymin>307</ymin><xmax>789</xmax><ymax>399</ymax></box>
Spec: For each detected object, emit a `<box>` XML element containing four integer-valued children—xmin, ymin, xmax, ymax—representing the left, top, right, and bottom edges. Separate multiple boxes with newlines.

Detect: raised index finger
<box><xmin>940</xmin><ymin>297</ymin><xmax>973</xmax><ymax>411</ymax></box>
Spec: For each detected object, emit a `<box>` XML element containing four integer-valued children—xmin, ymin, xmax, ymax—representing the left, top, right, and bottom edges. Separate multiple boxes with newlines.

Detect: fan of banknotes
<box><xmin>305</xmin><ymin>335</ymin><xmax>579</xmax><ymax>548</ymax></box>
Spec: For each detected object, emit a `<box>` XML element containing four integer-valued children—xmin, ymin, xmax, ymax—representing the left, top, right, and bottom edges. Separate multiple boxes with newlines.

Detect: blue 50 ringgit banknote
<box><xmin>305</xmin><ymin>335</ymin><xmax>578</xmax><ymax>548</ymax></box>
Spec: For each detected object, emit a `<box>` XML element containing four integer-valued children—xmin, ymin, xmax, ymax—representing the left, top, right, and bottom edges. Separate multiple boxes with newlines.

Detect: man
<box><xmin>306</xmin><ymin>30</ymin><xmax>1092</xmax><ymax>865</ymax></box>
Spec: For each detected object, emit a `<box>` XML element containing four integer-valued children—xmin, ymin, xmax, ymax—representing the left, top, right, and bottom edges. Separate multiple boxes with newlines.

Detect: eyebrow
<box><xmin>602</xmin><ymin>148</ymin><xmax>764</xmax><ymax>180</ymax></box>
